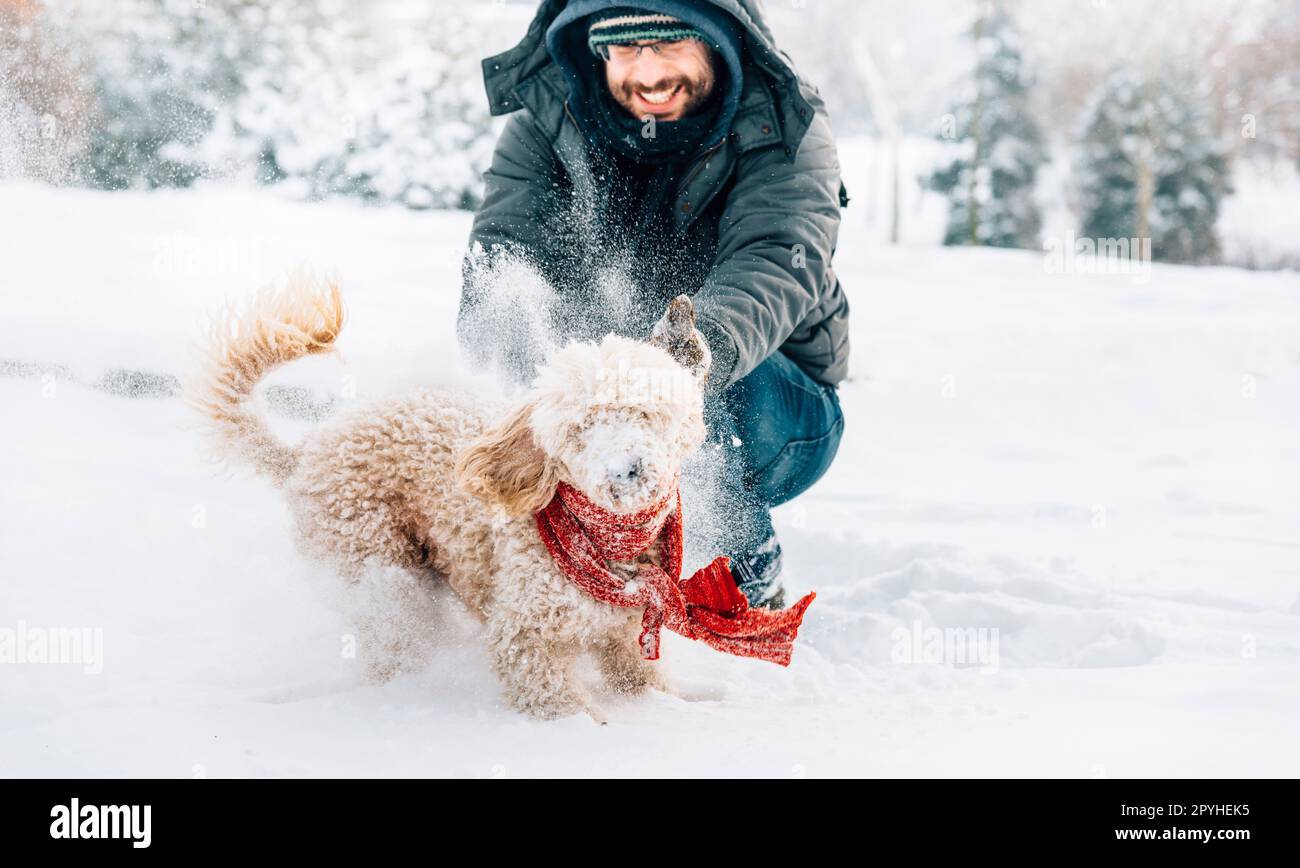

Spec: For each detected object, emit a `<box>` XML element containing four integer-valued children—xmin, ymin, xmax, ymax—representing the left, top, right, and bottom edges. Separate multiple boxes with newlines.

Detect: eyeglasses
<box><xmin>596</xmin><ymin>40</ymin><xmax>695</xmax><ymax>63</ymax></box>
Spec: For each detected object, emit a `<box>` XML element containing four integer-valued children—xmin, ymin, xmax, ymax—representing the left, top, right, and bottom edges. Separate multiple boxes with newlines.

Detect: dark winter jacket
<box><xmin>459</xmin><ymin>0</ymin><xmax>850</xmax><ymax>391</ymax></box>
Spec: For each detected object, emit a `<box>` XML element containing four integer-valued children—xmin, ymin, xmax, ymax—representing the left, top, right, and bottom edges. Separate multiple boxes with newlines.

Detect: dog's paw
<box><xmin>511</xmin><ymin>689</ymin><xmax>607</xmax><ymax>724</ymax></box>
<box><xmin>602</xmin><ymin>668</ymin><xmax>654</xmax><ymax>696</ymax></box>
<box><xmin>584</xmin><ymin>702</ymin><xmax>609</xmax><ymax>726</ymax></box>
<box><xmin>599</xmin><ymin>653</ymin><xmax>670</xmax><ymax>697</ymax></box>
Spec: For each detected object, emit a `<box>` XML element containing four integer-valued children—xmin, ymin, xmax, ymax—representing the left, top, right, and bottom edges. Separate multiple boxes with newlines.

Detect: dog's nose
<box><xmin>614</xmin><ymin>457</ymin><xmax>644</xmax><ymax>485</ymax></box>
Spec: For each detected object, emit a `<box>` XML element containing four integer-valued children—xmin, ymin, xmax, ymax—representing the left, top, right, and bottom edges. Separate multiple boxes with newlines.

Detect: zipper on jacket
<box><xmin>563</xmin><ymin>99</ymin><xmax>582</xmax><ymax>134</ymax></box>
<box><xmin>678</xmin><ymin>139</ymin><xmax>725</xmax><ymax>195</ymax></box>
<box><xmin>675</xmin><ymin>138</ymin><xmax>727</xmax><ymax>230</ymax></box>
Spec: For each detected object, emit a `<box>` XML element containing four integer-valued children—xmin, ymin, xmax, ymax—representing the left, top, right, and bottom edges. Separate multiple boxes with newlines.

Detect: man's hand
<box><xmin>650</xmin><ymin>295</ymin><xmax>712</xmax><ymax>383</ymax></box>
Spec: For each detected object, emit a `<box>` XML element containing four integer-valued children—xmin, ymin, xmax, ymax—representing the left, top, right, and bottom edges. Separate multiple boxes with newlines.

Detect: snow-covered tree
<box><xmin>1076</xmin><ymin>64</ymin><xmax>1232</xmax><ymax>264</ymax></box>
<box><xmin>222</xmin><ymin>1</ymin><xmax>493</xmax><ymax>209</ymax></box>
<box><xmin>27</xmin><ymin>0</ymin><xmax>494</xmax><ymax>208</ymax></box>
<box><xmin>927</xmin><ymin>0</ymin><xmax>1046</xmax><ymax>249</ymax></box>
<box><xmin>49</xmin><ymin>0</ymin><xmax>245</xmax><ymax>190</ymax></box>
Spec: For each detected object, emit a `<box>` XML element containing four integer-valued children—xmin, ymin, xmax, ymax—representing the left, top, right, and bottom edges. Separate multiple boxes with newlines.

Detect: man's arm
<box><xmin>462</xmin><ymin>109</ymin><xmax>561</xmax><ymax>259</ymax></box>
<box><xmin>457</xmin><ymin>109</ymin><xmax>565</xmax><ymax>386</ymax></box>
<box><xmin>691</xmin><ymin>106</ymin><xmax>843</xmax><ymax>392</ymax></box>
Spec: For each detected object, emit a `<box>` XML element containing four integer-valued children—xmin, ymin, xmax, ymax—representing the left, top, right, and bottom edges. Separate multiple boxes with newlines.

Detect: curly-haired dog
<box><xmin>188</xmin><ymin>275</ymin><xmax>712</xmax><ymax>722</ymax></box>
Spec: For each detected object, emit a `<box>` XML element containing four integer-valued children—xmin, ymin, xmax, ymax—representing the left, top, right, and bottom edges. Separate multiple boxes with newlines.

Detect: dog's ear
<box><xmin>454</xmin><ymin>400</ymin><xmax>559</xmax><ymax>516</ymax></box>
<box><xmin>650</xmin><ymin>294</ymin><xmax>711</xmax><ymax>383</ymax></box>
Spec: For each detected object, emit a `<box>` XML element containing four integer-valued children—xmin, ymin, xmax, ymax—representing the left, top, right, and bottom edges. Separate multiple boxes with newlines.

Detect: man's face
<box><xmin>602</xmin><ymin>39</ymin><xmax>717</xmax><ymax>122</ymax></box>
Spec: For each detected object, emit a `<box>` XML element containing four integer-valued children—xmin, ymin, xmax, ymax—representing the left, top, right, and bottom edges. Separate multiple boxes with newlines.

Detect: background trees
<box><xmin>926</xmin><ymin>0</ymin><xmax>1047</xmax><ymax>249</ymax></box>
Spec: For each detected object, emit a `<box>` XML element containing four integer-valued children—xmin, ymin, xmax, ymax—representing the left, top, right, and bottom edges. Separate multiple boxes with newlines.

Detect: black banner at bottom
<box><xmin>1</xmin><ymin>778</ymin><xmax>1289</xmax><ymax>855</ymax></box>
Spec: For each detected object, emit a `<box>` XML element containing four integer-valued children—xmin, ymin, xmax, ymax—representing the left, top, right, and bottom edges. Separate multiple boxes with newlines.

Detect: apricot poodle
<box><xmin>187</xmin><ymin>275</ymin><xmax>711</xmax><ymax>722</ymax></box>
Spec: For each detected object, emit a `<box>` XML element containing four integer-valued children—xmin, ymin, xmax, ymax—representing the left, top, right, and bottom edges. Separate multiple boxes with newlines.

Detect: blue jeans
<box><xmin>694</xmin><ymin>351</ymin><xmax>844</xmax><ymax>603</ymax></box>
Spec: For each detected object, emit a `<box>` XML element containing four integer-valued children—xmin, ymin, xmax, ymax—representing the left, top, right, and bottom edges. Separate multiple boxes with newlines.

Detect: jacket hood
<box><xmin>481</xmin><ymin>0</ymin><xmax>817</xmax><ymax>156</ymax></box>
<box><xmin>543</xmin><ymin>0</ymin><xmax>746</xmax><ymax>157</ymax></box>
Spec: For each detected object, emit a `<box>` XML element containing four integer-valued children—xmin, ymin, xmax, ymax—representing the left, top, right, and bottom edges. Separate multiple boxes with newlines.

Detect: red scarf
<box><xmin>535</xmin><ymin>481</ymin><xmax>815</xmax><ymax>666</ymax></box>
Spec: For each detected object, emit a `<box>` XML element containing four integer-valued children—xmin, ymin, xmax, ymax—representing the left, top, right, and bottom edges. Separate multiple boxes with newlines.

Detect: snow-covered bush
<box><xmin>220</xmin><ymin>1</ymin><xmax>493</xmax><ymax>209</ymax></box>
<box><xmin>30</xmin><ymin>0</ymin><xmax>245</xmax><ymax>190</ymax></box>
<box><xmin>0</xmin><ymin>1</ymin><xmax>91</xmax><ymax>183</ymax></box>
<box><xmin>17</xmin><ymin>0</ymin><xmax>495</xmax><ymax>209</ymax></box>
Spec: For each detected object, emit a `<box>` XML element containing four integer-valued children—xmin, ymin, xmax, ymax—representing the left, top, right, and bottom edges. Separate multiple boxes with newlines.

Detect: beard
<box><xmin>611</xmin><ymin>69</ymin><xmax>716</xmax><ymax>120</ymax></box>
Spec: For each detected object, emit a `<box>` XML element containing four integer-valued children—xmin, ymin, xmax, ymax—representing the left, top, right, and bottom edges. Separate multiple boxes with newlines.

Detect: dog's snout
<box><xmin>614</xmin><ymin>456</ymin><xmax>644</xmax><ymax>484</ymax></box>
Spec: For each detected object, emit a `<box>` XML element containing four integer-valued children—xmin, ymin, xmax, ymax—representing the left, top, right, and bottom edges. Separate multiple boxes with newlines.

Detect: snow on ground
<box><xmin>1219</xmin><ymin>157</ymin><xmax>1300</xmax><ymax>271</ymax></box>
<box><xmin>1</xmin><ymin>181</ymin><xmax>1298</xmax><ymax>777</ymax></box>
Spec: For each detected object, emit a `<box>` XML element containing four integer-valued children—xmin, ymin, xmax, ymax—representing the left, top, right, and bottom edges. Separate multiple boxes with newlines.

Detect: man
<box><xmin>459</xmin><ymin>0</ymin><xmax>849</xmax><ymax>609</ymax></box>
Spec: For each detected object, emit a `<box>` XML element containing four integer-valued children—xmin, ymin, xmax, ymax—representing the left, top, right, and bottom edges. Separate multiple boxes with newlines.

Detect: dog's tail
<box><xmin>186</xmin><ymin>273</ymin><xmax>345</xmax><ymax>486</ymax></box>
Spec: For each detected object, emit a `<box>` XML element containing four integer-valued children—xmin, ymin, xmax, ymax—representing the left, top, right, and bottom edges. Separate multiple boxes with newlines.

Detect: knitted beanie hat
<box><xmin>587</xmin><ymin>8</ymin><xmax>709</xmax><ymax>57</ymax></box>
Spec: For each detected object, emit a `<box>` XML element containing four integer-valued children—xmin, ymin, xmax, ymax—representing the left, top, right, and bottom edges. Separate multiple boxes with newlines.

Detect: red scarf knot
<box><xmin>535</xmin><ymin>481</ymin><xmax>815</xmax><ymax>666</ymax></box>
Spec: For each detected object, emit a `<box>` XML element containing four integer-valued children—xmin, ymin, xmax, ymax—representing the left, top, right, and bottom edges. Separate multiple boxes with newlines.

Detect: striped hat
<box><xmin>587</xmin><ymin>8</ymin><xmax>709</xmax><ymax>57</ymax></box>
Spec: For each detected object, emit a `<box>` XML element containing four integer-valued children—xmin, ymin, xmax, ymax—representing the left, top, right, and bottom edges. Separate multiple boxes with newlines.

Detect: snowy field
<box><xmin>2</xmin><ymin>181</ymin><xmax>1298</xmax><ymax>777</ymax></box>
